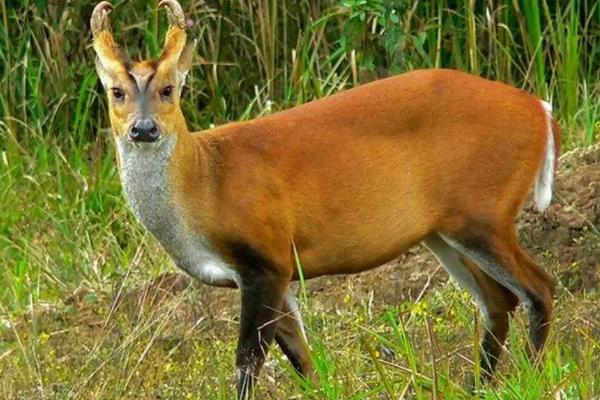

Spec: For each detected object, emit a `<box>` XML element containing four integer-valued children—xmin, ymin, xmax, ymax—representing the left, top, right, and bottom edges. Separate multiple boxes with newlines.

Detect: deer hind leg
<box><xmin>512</xmin><ymin>245</ymin><xmax>555</xmax><ymax>351</ymax></box>
<box><xmin>274</xmin><ymin>292</ymin><xmax>314</xmax><ymax>380</ymax></box>
<box><xmin>440</xmin><ymin>229</ymin><xmax>554</xmax><ymax>357</ymax></box>
<box><xmin>423</xmin><ymin>233</ymin><xmax>519</xmax><ymax>377</ymax></box>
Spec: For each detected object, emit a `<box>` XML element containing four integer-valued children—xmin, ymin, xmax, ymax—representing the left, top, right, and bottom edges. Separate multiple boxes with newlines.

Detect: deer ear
<box><xmin>94</xmin><ymin>56</ymin><xmax>110</xmax><ymax>88</ymax></box>
<box><xmin>157</xmin><ymin>0</ymin><xmax>193</xmax><ymax>86</ymax></box>
<box><xmin>178</xmin><ymin>39</ymin><xmax>196</xmax><ymax>85</ymax></box>
<box><xmin>91</xmin><ymin>2</ymin><xmax>127</xmax><ymax>88</ymax></box>
<box><xmin>159</xmin><ymin>26</ymin><xmax>186</xmax><ymax>63</ymax></box>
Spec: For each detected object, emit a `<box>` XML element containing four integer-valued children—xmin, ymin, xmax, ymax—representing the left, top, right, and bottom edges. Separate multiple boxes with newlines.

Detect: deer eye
<box><xmin>160</xmin><ymin>85</ymin><xmax>173</xmax><ymax>99</ymax></box>
<box><xmin>111</xmin><ymin>87</ymin><xmax>125</xmax><ymax>102</ymax></box>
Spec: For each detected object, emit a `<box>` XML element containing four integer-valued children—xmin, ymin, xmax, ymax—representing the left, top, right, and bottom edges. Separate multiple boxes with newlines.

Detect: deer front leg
<box><xmin>236</xmin><ymin>268</ymin><xmax>288</xmax><ymax>399</ymax></box>
<box><xmin>275</xmin><ymin>292</ymin><xmax>314</xmax><ymax>379</ymax></box>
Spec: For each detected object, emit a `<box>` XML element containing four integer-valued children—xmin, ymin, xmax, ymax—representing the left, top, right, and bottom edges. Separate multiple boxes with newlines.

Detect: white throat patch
<box><xmin>115</xmin><ymin>136</ymin><xmax>239</xmax><ymax>286</ymax></box>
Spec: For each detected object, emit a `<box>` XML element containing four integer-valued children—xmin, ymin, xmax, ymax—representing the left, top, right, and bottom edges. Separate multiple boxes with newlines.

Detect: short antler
<box><xmin>158</xmin><ymin>0</ymin><xmax>187</xmax><ymax>30</ymax></box>
<box><xmin>157</xmin><ymin>0</ymin><xmax>195</xmax><ymax>79</ymax></box>
<box><xmin>91</xmin><ymin>1</ymin><xmax>114</xmax><ymax>38</ymax></box>
<box><xmin>91</xmin><ymin>1</ymin><xmax>127</xmax><ymax>81</ymax></box>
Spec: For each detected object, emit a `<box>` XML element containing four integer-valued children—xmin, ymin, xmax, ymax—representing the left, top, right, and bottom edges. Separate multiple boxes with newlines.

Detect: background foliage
<box><xmin>0</xmin><ymin>1</ymin><xmax>599</xmax><ymax>398</ymax></box>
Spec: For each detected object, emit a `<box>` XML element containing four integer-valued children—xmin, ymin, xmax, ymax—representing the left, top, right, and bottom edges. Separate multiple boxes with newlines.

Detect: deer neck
<box><xmin>114</xmin><ymin>131</ymin><xmax>237</xmax><ymax>286</ymax></box>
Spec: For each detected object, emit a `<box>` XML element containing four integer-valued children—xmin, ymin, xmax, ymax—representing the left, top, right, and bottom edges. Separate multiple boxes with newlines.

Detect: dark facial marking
<box><xmin>126</xmin><ymin>66</ymin><xmax>158</xmax><ymax>117</ymax></box>
<box><xmin>127</xmin><ymin>70</ymin><xmax>155</xmax><ymax>93</ymax></box>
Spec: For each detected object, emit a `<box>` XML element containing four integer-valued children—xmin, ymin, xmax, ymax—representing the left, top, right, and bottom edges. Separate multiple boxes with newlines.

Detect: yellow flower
<box><xmin>39</xmin><ymin>331</ymin><xmax>49</xmax><ymax>343</ymax></box>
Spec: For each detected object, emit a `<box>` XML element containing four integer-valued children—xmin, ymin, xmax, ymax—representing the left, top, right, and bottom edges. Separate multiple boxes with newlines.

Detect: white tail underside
<box><xmin>534</xmin><ymin>100</ymin><xmax>555</xmax><ymax>211</ymax></box>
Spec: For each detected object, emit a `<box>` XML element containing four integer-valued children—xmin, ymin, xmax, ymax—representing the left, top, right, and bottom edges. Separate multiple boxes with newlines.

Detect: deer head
<box><xmin>92</xmin><ymin>0</ymin><xmax>195</xmax><ymax>144</ymax></box>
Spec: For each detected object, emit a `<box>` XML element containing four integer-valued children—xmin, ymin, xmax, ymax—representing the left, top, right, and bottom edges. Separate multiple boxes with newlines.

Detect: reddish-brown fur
<box><xmin>182</xmin><ymin>71</ymin><xmax>550</xmax><ymax>278</ymax></box>
<box><xmin>92</xmin><ymin>1</ymin><xmax>559</xmax><ymax>396</ymax></box>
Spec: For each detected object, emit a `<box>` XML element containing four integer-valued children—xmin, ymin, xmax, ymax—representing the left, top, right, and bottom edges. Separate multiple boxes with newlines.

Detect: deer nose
<box><xmin>129</xmin><ymin>118</ymin><xmax>160</xmax><ymax>143</ymax></box>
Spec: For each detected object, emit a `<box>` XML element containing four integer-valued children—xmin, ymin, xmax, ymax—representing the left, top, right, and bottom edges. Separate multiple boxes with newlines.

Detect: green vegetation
<box><xmin>1</xmin><ymin>1</ymin><xmax>599</xmax><ymax>398</ymax></box>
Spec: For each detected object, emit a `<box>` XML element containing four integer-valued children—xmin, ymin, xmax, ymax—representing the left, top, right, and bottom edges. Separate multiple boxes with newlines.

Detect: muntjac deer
<box><xmin>91</xmin><ymin>1</ymin><xmax>559</xmax><ymax>397</ymax></box>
